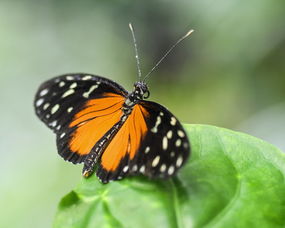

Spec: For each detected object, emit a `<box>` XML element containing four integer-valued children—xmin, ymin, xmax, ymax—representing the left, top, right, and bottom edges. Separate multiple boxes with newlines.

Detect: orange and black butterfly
<box><xmin>34</xmin><ymin>26</ymin><xmax>192</xmax><ymax>183</ymax></box>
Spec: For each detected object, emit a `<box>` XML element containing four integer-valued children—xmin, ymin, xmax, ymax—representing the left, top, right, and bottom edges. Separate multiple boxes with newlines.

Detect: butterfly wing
<box><xmin>34</xmin><ymin>73</ymin><xmax>128</xmax><ymax>164</ymax></box>
<box><xmin>95</xmin><ymin>104</ymin><xmax>149</xmax><ymax>182</ymax></box>
<box><xmin>35</xmin><ymin>74</ymin><xmax>189</xmax><ymax>183</ymax></box>
<box><xmin>96</xmin><ymin>100</ymin><xmax>190</xmax><ymax>183</ymax></box>
<box><xmin>130</xmin><ymin>100</ymin><xmax>190</xmax><ymax>178</ymax></box>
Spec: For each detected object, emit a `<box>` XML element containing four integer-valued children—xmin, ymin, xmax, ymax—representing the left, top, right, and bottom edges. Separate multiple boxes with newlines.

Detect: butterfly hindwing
<box><xmin>34</xmin><ymin>73</ymin><xmax>128</xmax><ymax>164</ymax></box>
<box><xmin>95</xmin><ymin>100</ymin><xmax>190</xmax><ymax>183</ymax></box>
<box><xmin>95</xmin><ymin>104</ymin><xmax>149</xmax><ymax>182</ymax></box>
<box><xmin>129</xmin><ymin>100</ymin><xmax>190</xmax><ymax>178</ymax></box>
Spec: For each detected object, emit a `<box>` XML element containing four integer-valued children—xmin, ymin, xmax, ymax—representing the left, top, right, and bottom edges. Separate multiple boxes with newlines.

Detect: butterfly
<box><xmin>34</xmin><ymin>25</ymin><xmax>192</xmax><ymax>184</ymax></box>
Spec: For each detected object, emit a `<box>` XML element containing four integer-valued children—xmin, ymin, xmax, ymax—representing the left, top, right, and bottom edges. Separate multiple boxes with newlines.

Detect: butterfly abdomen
<box><xmin>82</xmin><ymin>113</ymin><xmax>129</xmax><ymax>178</ymax></box>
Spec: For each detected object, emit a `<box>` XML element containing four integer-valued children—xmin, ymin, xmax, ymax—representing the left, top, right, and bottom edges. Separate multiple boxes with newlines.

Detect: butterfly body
<box><xmin>35</xmin><ymin>73</ymin><xmax>190</xmax><ymax>183</ymax></box>
<box><xmin>82</xmin><ymin>81</ymin><xmax>150</xmax><ymax>177</ymax></box>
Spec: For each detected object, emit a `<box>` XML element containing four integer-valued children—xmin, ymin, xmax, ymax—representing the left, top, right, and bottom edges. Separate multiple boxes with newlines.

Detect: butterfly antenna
<box><xmin>129</xmin><ymin>23</ymin><xmax>142</xmax><ymax>81</ymax></box>
<box><xmin>143</xmin><ymin>29</ymin><xmax>194</xmax><ymax>82</ymax></box>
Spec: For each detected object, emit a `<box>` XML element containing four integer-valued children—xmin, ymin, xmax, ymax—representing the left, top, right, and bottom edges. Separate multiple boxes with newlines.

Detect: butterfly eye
<box><xmin>143</xmin><ymin>90</ymin><xmax>150</xmax><ymax>99</ymax></box>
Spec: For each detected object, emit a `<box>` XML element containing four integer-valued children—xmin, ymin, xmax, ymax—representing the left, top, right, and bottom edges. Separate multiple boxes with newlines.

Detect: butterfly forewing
<box><xmin>34</xmin><ymin>73</ymin><xmax>127</xmax><ymax>163</ymax></box>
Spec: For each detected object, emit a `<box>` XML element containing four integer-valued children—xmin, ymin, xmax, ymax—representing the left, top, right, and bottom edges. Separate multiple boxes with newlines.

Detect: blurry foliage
<box><xmin>54</xmin><ymin>125</ymin><xmax>285</xmax><ymax>228</ymax></box>
<box><xmin>0</xmin><ymin>0</ymin><xmax>284</xmax><ymax>227</ymax></box>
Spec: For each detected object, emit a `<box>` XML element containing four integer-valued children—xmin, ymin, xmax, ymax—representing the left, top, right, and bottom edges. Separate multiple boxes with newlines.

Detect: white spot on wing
<box><xmin>61</xmin><ymin>89</ymin><xmax>75</xmax><ymax>98</ymax></box>
<box><xmin>50</xmin><ymin>120</ymin><xmax>57</xmax><ymax>128</ymax></box>
<box><xmin>67</xmin><ymin>107</ymin><xmax>73</xmax><ymax>113</ymax></box>
<box><xmin>170</xmin><ymin>117</ymin><xmax>177</xmax><ymax>126</ymax></box>
<box><xmin>60</xmin><ymin>132</ymin><xmax>65</xmax><ymax>138</ymax></box>
<box><xmin>83</xmin><ymin>85</ymin><xmax>98</xmax><ymax>98</ymax></box>
<box><xmin>175</xmin><ymin>139</ymin><xmax>182</xmax><ymax>147</ymax></box>
<box><xmin>66</xmin><ymin>76</ymin><xmax>74</xmax><ymax>80</ymax></box>
<box><xmin>132</xmin><ymin>165</ymin><xmax>138</xmax><ymax>172</ymax></box>
<box><xmin>123</xmin><ymin>166</ymin><xmax>129</xmax><ymax>172</ymax></box>
<box><xmin>59</xmin><ymin>81</ymin><xmax>65</xmax><ymax>87</ymax></box>
<box><xmin>36</xmin><ymin>98</ymin><xmax>44</xmax><ymax>107</ymax></box>
<box><xmin>51</xmin><ymin>104</ymin><xmax>60</xmax><ymax>114</ymax></box>
<box><xmin>139</xmin><ymin>165</ymin><xmax>145</xmax><ymax>173</ymax></box>
<box><xmin>69</xmin><ymin>82</ymin><xmax>77</xmax><ymax>89</ymax></box>
<box><xmin>162</xmin><ymin>137</ymin><xmax>168</xmax><ymax>150</ymax></box>
<box><xmin>160</xmin><ymin>164</ymin><xmax>166</xmax><ymax>172</ymax></box>
<box><xmin>43</xmin><ymin>103</ymin><xmax>50</xmax><ymax>110</ymax></box>
<box><xmin>170</xmin><ymin>151</ymin><xmax>175</xmax><ymax>157</ymax></box>
<box><xmin>176</xmin><ymin>156</ymin><xmax>183</xmax><ymax>167</ymax></box>
<box><xmin>39</xmin><ymin>89</ymin><xmax>48</xmax><ymax>96</ymax></box>
<box><xmin>145</xmin><ymin>147</ymin><xmax>150</xmax><ymax>154</ymax></box>
<box><xmin>82</xmin><ymin>75</ymin><xmax>92</xmax><ymax>80</ymax></box>
<box><xmin>152</xmin><ymin>156</ymin><xmax>160</xmax><ymax>167</ymax></box>
<box><xmin>167</xmin><ymin>130</ymin><xmax>173</xmax><ymax>139</ymax></box>
<box><xmin>178</xmin><ymin>130</ymin><xmax>185</xmax><ymax>138</ymax></box>
<box><xmin>151</xmin><ymin>116</ymin><xmax>161</xmax><ymax>133</ymax></box>
<box><xmin>168</xmin><ymin>166</ymin><xmax>175</xmax><ymax>175</ymax></box>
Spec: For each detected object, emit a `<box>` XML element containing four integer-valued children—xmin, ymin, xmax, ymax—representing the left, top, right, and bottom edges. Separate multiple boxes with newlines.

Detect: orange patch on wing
<box><xmin>101</xmin><ymin>104</ymin><xmax>149</xmax><ymax>171</ymax></box>
<box><xmin>69</xmin><ymin>93</ymin><xmax>124</xmax><ymax>155</ymax></box>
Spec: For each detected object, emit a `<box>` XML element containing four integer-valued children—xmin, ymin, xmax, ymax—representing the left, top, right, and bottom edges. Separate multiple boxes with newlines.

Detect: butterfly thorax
<box><xmin>123</xmin><ymin>81</ymin><xmax>149</xmax><ymax>114</ymax></box>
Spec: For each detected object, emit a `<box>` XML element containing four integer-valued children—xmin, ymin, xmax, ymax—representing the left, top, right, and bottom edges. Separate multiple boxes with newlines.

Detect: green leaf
<box><xmin>54</xmin><ymin>124</ymin><xmax>285</xmax><ymax>228</ymax></box>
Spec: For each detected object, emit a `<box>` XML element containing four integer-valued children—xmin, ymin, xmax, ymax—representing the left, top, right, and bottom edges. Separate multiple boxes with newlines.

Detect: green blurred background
<box><xmin>1</xmin><ymin>0</ymin><xmax>284</xmax><ymax>227</ymax></box>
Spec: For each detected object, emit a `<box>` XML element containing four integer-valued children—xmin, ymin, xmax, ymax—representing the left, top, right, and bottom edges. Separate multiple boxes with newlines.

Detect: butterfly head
<box><xmin>134</xmin><ymin>81</ymin><xmax>150</xmax><ymax>99</ymax></box>
<box><xmin>123</xmin><ymin>82</ymin><xmax>149</xmax><ymax>110</ymax></box>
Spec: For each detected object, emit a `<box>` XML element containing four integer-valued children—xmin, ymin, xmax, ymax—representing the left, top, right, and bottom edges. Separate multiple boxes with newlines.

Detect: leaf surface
<box><xmin>54</xmin><ymin>124</ymin><xmax>285</xmax><ymax>228</ymax></box>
